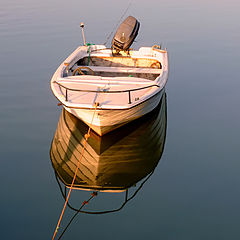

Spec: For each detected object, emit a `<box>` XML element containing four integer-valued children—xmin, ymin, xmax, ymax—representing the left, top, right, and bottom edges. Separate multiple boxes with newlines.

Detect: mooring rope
<box><xmin>52</xmin><ymin>102</ymin><xmax>99</xmax><ymax>240</ymax></box>
<box><xmin>57</xmin><ymin>191</ymin><xmax>98</xmax><ymax>240</ymax></box>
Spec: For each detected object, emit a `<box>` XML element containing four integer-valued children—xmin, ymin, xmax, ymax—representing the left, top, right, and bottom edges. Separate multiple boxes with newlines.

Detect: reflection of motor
<box><xmin>111</xmin><ymin>16</ymin><xmax>140</xmax><ymax>52</ymax></box>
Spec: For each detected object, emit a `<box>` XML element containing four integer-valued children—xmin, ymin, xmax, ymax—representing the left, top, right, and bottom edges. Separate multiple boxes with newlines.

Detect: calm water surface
<box><xmin>1</xmin><ymin>0</ymin><xmax>240</xmax><ymax>239</ymax></box>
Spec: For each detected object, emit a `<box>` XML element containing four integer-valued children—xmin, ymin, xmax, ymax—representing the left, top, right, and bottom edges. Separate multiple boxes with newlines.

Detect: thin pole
<box><xmin>80</xmin><ymin>22</ymin><xmax>86</xmax><ymax>46</ymax></box>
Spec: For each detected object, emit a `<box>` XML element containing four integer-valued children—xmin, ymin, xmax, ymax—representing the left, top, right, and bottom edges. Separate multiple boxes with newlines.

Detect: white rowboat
<box><xmin>51</xmin><ymin>17</ymin><xmax>168</xmax><ymax>135</ymax></box>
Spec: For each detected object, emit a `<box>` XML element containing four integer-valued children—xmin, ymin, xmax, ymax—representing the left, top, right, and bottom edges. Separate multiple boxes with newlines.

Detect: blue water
<box><xmin>1</xmin><ymin>0</ymin><xmax>240</xmax><ymax>239</ymax></box>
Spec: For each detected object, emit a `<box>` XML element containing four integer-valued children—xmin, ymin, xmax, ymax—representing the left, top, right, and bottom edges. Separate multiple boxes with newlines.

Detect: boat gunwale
<box><xmin>53</xmin><ymin>87</ymin><xmax>164</xmax><ymax>110</ymax></box>
<box><xmin>54</xmin><ymin>80</ymin><xmax>160</xmax><ymax>94</ymax></box>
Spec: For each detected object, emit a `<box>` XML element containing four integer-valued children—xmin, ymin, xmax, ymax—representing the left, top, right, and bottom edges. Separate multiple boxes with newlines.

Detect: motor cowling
<box><xmin>112</xmin><ymin>16</ymin><xmax>140</xmax><ymax>52</ymax></box>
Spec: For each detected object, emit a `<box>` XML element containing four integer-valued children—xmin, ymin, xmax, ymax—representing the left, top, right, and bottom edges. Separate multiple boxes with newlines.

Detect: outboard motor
<box><xmin>112</xmin><ymin>16</ymin><xmax>140</xmax><ymax>52</ymax></box>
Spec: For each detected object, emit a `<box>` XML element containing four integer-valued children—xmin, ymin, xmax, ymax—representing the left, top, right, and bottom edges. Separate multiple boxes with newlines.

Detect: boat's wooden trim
<box><xmin>57</xmin><ymin>76</ymin><xmax>156</xmax><ymax>85</ymax></box>
<box><xmin>80</xmin><ymin>66</ymin><xmax>162</xmax><ymax>74</ymax></box>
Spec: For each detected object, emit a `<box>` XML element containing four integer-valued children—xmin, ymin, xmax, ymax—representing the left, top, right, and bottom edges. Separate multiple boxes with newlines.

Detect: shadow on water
<box><xmin>49</xmin><ymin>92</ymin><xmax>167</xmax><ymax>237</ymax></box>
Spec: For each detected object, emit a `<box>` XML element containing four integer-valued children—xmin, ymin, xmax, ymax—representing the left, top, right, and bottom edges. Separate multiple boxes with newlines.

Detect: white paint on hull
<box><xmin>65</xmin><ymin>88</ymin><xmax>164</xmax><ymax>135</ymax></box>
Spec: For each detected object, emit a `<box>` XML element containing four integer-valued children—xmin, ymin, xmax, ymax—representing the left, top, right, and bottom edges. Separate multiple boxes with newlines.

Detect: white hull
<box><xmin>65</xmin><ymin>88</ymin><xmax>165</xmax><ymax>135</ymax></box>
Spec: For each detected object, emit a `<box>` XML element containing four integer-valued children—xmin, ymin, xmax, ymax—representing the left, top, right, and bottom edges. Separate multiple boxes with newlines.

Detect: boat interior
<box><xmin>69</xmin><ymin>56</ymin><xmax>162</xmax><ymax>81</ymax></box>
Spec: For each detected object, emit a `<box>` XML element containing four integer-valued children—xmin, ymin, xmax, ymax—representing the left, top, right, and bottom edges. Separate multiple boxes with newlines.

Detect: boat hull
<box><xmin>64</xmin><ymin>88</ymin><xmax>165</xmax><ymax>136</ymax></box>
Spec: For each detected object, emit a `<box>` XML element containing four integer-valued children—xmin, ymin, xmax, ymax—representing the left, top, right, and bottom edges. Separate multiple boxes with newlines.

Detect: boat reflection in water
<box><xmin>50</xmin><ymin>92</ymin><xmax>167</xmax><ymax>214</ymax></box>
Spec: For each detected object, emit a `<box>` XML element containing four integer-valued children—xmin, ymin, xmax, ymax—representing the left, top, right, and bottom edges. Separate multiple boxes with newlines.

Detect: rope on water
<box><xmin>52</xmin><ymin>102</ymin><xmax>99</xmax><ymax>240</ymax></box>
<box><xmin>56</xmin><ymin>169</ymin><xmax>155</xmax><ymax>215</ymax></box>
<box><xmin>57</xmin><ymin>192</ymin><xmax>98</xmax><ymax>240</ymax></box>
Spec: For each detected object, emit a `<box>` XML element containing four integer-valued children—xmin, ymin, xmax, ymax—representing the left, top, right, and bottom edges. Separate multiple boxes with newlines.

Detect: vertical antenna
<box><xmin>80</xmin><ymin>22</ymin><xmax>86</xmax><ymax>46</ymax></box>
